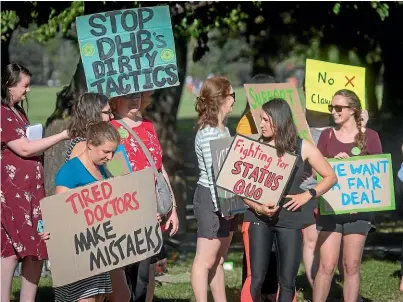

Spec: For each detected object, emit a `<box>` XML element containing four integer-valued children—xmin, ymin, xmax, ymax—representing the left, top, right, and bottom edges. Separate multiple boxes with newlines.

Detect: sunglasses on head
<box><xmin>328</xmin><ymin>105</ymin><xmax>351</xmax><ymax>113</ymax></box>
<box><xmin>123</xmin><ymin>93</ymin><xmax>141</xmax><ymax>100</ymax></box>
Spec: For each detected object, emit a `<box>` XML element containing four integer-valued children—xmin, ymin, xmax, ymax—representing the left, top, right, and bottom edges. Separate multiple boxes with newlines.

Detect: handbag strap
<box><xmin>117</xmin><ymin>119</ymin><xmax>158</xmax><ymax>174</ymax></box>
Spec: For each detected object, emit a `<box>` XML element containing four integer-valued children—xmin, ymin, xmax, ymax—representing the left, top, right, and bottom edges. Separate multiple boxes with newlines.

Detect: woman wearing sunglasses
<box><xmin>313</xmin><ymin>89</ymin><xmax>382</xmax><ymax>302</ymax></box>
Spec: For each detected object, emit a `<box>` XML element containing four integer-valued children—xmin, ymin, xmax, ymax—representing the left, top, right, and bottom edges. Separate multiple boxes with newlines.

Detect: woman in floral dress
<box><xmin>1</xmin><ymin>63</ymin><xmax>69</xmax><ymax>301</ymax></box>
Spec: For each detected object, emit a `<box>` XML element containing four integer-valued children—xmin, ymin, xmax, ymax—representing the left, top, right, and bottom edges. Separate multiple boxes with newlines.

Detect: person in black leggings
<box><xmin>240</xmin><ymin>99</ymin><xmax>337</xmax><ymax>302</ymax></box>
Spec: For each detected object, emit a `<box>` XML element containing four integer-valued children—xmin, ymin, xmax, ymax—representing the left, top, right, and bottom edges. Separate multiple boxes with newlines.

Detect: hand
<box><xmin>283</xmin><ymin>192</ymin><xmax>311</xmax><ymax>211</ymax></box>
<box><xmin>156</xmin><ymin>213</ymin><xmax>162</xmax><ymax>223</ymax></box>
<box><xmin>61</xmin><ymin>129</ymin><xmax>70</xmax><ymax>140</ymax></box>
<box><xmin>39</xmin><ymin>232</ymin><xmax>50</xmax><ymax>240</ymax></box>
<box><xmin>334</xmin><ymin>152</ymin><xmax>350</xmax><ymax>160</ymax></box>
<box><xmin>165</xmin><ymin>208</ymin><xmax>179</xmax><ymax>237</ymax></box>
<box><xmin>256</xmin><ymin>203</ymin><xmax>280</xmax><ymax>217</ymax></box>
<box><xmin>224</xmin><ymin>215</ymin><xmax>234</xmax><ymax>220</ymax></box>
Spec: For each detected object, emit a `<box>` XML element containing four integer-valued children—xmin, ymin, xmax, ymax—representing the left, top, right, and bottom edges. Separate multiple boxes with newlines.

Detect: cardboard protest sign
<box><xmin>40</xmin><ymin>168</ymin><xmax>162</xmax><ymax>287</ymax></box>
<box><xmin>216</xmin><ymin>134</ymin><xmax>298</xmax><ymax>205</ymax></box>
<box><xmin>305</xmin><ymin>59</ymin><xmax>366</xmax><ymax>113</ymax></box>
<box><xmin>244</xmin><ymin>83</ymin><xmax>313</xmax><ymax>143</ymax></box>
<box><xmin>319</xmin><ymin>154</ymin><xmax>395</xmax><ymax>215</ymax></box>
<box><xmin>76</xmin><ymin>6</ymin><xmax>179</xmax><ymax>97</ymax></box>
<box><xmin>210</xmin><ymin>137</ymin><xmax>248</xmax><ymax>216</ymax></box>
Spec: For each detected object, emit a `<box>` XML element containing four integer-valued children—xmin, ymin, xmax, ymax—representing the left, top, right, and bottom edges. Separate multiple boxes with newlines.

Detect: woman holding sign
<box><xmin>313</xmin><ymin>89</ymin><xmax>382</xmax><ymax>302</ymax></box>
<box><xmin>191</xmin><ymin>76</ymin><xmax>237</xmax><ymax>302</ymax></box>
<box><xmin>240</xmin><ymin>99</ymin><xmax>337</xmax><ymax>302</ymax></box>
<box><xmin>40</xmin><ymin>121</ymin><xmax>120</xmax><ymax>302</ymax></box>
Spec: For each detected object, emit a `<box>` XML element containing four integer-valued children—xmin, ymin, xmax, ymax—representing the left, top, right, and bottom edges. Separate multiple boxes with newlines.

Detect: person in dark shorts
<box><xmin>313</xmin><ymin>89</ymin><xmax>383</xmax><ymax>302</ymax></box>
<box><xmin>240</xmin><ymin>99</ymin><xmax>337</xmax><ymax>302</ymax></box>
<box><xmin>191</xmin><ymin>76</ymin><xmax>237</xmax><ymax>302</ymax></box>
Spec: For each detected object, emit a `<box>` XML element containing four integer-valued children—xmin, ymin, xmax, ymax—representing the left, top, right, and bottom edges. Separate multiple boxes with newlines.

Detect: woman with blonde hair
<box><xmin>191</xmin><ymin>76</ymin><xmax>237</xmax><ymax>302</ymax></box>
<box><xmin>313</xmin><ymin>89</ymin><xmax>382</xmax><ymax>302</ymax></box>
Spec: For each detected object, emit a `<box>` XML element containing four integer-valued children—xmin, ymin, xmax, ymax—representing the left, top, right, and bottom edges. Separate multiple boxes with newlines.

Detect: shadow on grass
<box><xmin>12</xmin><ymin>286</ymin><xmax>54</xmax><ymax>302</ymax></box>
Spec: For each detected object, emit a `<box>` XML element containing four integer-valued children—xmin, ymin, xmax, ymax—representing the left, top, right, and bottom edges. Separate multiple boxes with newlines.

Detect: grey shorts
<box><xmin>316</xmin><ymin>215</ymin><xmax>374</xmax><ymax>235</ymax></box>
<box><xmin>193</xmin><ymin>185</ymin><xmax>236</xmax><ymax>238</ymax></box>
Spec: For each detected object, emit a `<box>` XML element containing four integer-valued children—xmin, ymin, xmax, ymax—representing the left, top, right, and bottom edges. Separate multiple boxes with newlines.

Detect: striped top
<box><xmin>195</xmin><ymin>126</ymin><xmax>231</xmax><ymax>212</ymax></box>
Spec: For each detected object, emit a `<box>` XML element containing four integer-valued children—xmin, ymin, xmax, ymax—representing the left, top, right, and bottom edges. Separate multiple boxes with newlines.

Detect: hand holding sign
<box><xmin>255</xmin><ymin>202</ymin><xmax>280</xmax><ymax>217</ymax></box>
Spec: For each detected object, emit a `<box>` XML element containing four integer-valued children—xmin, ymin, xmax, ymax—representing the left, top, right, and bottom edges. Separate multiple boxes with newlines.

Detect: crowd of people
<box><xmin>1</xmin><ymin>62</ymin><xmax>402</xmax><ymax>302</ymax></box>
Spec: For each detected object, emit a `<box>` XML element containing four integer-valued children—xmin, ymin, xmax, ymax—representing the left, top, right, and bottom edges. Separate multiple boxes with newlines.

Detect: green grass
<box><xmin>11</xmin><ymin>252</ymin><xmax>403</xmax><ymax>301</ymax></box>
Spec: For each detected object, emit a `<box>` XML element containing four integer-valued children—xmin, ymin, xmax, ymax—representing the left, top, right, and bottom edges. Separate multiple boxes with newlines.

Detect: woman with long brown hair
<box><xmin>191</xmin><ymin>76</ymin><xmax>237</xmax><ymax>302</ymax></box>
<box><xmin>313</xmin><ymin>89</ymin><xmax>382</xmax><ymax>302</ymax></box>
<box><xmin>240</xmin><ymin>99</ymin><xmax>337</xmax><ymax>302</ymax></box>
<box><xmin>1</xmin><ymin>63</ymin><xmax>69</xmax><ymax>302</ymax></box>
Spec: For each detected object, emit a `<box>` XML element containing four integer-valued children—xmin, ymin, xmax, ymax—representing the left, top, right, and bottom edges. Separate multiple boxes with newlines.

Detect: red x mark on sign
<box><xmin>345</xmin><ymin>76</ymin><xmax>355</xmax><ymax>87</ymax></box>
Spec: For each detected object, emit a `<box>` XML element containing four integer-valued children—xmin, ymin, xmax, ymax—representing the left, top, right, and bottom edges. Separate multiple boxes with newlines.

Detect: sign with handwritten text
<box><xmin>211</xmin><ymin>137</ymin><xmax>248</xmax><ymax>216</ymax></box>
<box><xmin>305</xmin><ymin>59</ymin><xmax>366</xmax><ymax>113</ymax></box>
<box><xmin>76</xmin><ymin>6</ymin><xmax>179</xmax><ymax>97</ymax></box>
<box><xmin>244</xmin><ymin>83</ymin><xmax>313</xmax><ymax>143</ymax></box>
<box><xmin>319</xmin><ymin>154</ymin><xmax>395</xmax><ymax>215</ymax></box>
<box><xmin>40</xmin><ymin>168</ymin><xmax>162</xmax><ymax>287</ymax></box>
<box><xmin>216</xmin><ymin>134</ymin><xmax>298</xmax><ymax>205</ymax></box>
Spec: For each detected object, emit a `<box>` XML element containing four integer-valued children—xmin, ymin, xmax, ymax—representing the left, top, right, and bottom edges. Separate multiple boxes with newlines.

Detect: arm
<box><xmin>366</xmin><ymin>129</ymin><xmax>383</xmax><ymax>155</ymax></box>
<box><xmin>161</xmin><ymin>164</ymin><xmax>179</xmax><ymax>236</ymax></box>
<box><xmin>199</xmin><ymin>130</ymin><xmax>221</xmax><ymax>213</ymax></box>
<box><xmin>7</xmin><ymin>130</ymin><xmax>69</xmax><ymax>158</ymax></box>
<box><xmin>284</xmin><ymin>140</ymin><xmax>337</xmax><ymax>211</ymax></box>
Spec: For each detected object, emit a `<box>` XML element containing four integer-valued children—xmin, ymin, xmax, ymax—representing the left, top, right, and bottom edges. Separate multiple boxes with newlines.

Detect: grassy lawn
<box><xmin>11</xmin><ymin>251</ymin><xmax>403</xmax><ymax>301</ymax></box>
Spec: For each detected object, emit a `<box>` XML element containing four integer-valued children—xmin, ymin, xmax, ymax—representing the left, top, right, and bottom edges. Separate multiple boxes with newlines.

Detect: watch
<box><xmin>308</xmin><ymin>188</ymin><xmax>317</xmax><ymax>199</ymax></box>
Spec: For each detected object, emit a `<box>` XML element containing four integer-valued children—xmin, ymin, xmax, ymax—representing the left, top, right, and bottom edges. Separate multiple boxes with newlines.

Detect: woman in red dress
<box><xmin>1</xmin><ymin>63</ymin><xmax>69</xmax><ymax>301</ymax></box>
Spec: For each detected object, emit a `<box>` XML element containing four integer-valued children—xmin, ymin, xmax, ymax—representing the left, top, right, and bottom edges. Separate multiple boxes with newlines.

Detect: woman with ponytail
<box><xmin>191</xmin><ymin>76</ymin><xmax>237</xmax><ymax>302</ymax></box>
<box><xmin>313</xmin><ymin>89</ymin><xmax>382</xmax><ymax>302</ymax></box>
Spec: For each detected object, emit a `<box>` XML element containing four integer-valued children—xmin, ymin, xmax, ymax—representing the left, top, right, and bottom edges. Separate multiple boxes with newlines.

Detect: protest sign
<box><xmin>210</xmin><ymin>137</ymin><xmax>248</xmax><ymax>216</ymax></box>
<box><xmin>319</xmin><ymin>154</ymin><xmax>395</xmax><ymax>215</ymax></box>
<box><xmin>76</xmin><ymin>6</ymin><xmax>179</xmax><ymax>97</ymax></box>
<box><xmin>305</xmin><ymin>59</ymin><xmax>366</xmax><ymax>113</ymax></box>
<box><xmin>244</xmin><ymin>83</ymin><xmax>313</xmax><ymax>143</ymax></box>
<box><xmin>216</xmin><ymin>135</ymin><xmax>298</xmax><ymax>205</ymax></box>
<box><xmin>40</xmin><ymin>168</ymin><xmax>162</xmax><ymax>287</ymax></box>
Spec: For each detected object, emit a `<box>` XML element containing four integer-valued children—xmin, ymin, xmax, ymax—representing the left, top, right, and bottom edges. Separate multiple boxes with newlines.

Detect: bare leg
<box><xmin>146</xmin><ymin>264</ymin><xmax>156</xmax><ymax>302</ymax></box>
<box><xmin>303</xmin><ymin>224</ymin><xmax>319</xmax><ymax>288</ymax></box>
<box><xmin>108</xmin><ymin>268</ymin><xmax>130</xmax><ymax>302</ymax></box>
<box><xmin>342</xmin><ymin>233</ymin><xmax>366</xmax><ymax>302</ymax></box>
<box><xmin>313</xmin><ymin>231</ymin><xmax>342</xmax><ymax>302</ymax></box>
<box><xmin>20</xmin><ymin>256</ymin><xmax>42</xmax><ymax>302</ymax></box>
<box><xmin>191</xmin><ymin>237</ymin><xmax>223</xmax><ymax>302</ymax></box>
<box><xmin>1</xmin><ymin>255</ymin><xmax>19</xmax><ymax>302</ymax></box>
<box><xmin>209</xmin><ymin>232</ymin><xmax>233</xmax><ymax>301</ymax></box>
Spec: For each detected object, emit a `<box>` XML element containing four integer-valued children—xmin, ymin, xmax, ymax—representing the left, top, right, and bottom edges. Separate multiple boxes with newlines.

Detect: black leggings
<box><xmin>242</xmin><ymin>222</ymin><xmax>302</xmax><ymax>302</ymax></box>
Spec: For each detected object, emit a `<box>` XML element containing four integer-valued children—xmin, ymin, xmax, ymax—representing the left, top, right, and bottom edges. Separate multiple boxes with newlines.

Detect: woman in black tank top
<box><xmin>241</xmin><ymin>99</ymin><xmax>337</xmax><ymax>302</ymax></box>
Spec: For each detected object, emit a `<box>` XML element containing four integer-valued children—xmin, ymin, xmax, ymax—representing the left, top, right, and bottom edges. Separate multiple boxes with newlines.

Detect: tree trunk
<box><xmin>145</xmin><ymin>34</ymin><xmax>189</xmax><ymax>234</ymax></box>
